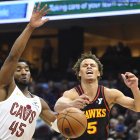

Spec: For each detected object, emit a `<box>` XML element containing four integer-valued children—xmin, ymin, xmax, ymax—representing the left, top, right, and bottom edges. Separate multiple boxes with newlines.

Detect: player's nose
<box><xmin>87</xmin><ymin>64</ymin><xmax>92</xmax><ymax>69</ymax></box>
<box><xmin>21</xmin><ymin>69</ymin><xmax>27</xmax><ymax>75</ymax></box>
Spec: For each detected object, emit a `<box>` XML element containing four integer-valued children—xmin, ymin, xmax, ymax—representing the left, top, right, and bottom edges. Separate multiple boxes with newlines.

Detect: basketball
<box><xmin>57</xmin><ymin>107</ymin><xmax>87</xmax><ymax>139</ymax></box>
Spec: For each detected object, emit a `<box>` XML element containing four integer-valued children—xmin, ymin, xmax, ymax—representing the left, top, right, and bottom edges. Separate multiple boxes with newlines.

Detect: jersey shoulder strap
<box><xmin>75</xmin><ymin>85</ymin><xmax>84</xmax><ymax>96</ymax></box>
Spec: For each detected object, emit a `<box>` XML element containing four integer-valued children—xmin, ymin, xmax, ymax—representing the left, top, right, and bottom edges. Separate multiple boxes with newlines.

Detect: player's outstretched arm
<box><xmin>0</xmin><ymin>3</ymin><xmax>49</xmax><ymax>87</ymax></box>
<box><xmin>54</xmin><ymin>89</ymin><xmax>90</xmax><ymax>113</ymax></box>
<box><xmin>39</xmin><ymin>98</ymin><xmax>60</xmax><ymax>133</ymax></box>
<box><xmin>121</xmin><ymin>72</ymin><xmax>140</xmax><ymax>112</ymax></box>
<box><xmin>108</xmin><ymin>72</ymin><xmax>140</xmax><ymax>112</ymax></box>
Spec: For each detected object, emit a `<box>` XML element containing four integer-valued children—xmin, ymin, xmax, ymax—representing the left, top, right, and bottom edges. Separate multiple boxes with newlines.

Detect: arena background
<box><xmin>0</xmin><ymin>0</ymin><xmax>140</xmax><ymax>140</ymax></box>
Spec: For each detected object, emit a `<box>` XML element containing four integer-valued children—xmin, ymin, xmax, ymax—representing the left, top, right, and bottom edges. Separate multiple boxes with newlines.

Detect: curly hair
<box><xmin>72</xmin><ymin>52</ymin><xmax>103</xmax><ymax>81</ymax></box>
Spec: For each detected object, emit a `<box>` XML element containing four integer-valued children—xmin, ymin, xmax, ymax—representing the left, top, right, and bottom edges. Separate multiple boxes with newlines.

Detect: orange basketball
<box><xmin>57</xmin><ymin>107</ymin><xmax>87</xmax><ymax>139</ymax></box>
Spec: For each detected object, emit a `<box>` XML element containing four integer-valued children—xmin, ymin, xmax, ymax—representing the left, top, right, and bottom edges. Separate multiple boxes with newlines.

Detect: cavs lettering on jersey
<box><xmin>72</xmin><ymin>85</ymin><xmax>110</xmax><ymax>140</ymax></box>
<box><xmin>0</xmin><ymin>86</ymin><xmax>42</xmax><ymax>140</ymax></box>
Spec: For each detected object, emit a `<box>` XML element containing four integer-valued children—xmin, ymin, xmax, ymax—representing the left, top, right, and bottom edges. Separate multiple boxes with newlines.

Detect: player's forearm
<box><xmin>8</xmin><ymin>24</ymin><xmax>35</xmax><ymax>60</ymax></box>
<box><xmin>54</xmin><ymin>101</ymin><xmax>73</xmax><ymax>113</ymax></box>
<box><xmin>132</xmin><ymin>87</ymin><xmax>140</xmax><ymax>112</ymax></box>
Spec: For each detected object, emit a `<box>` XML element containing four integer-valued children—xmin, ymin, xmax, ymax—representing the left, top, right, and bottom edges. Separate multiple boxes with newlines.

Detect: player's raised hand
<box><xmin>121</xmin><ymin>72</ymin><xmax>139</xmax><ymax>90</ymax></box>
<box><xmin>71</xmin><ymin>94</ymin><xmax>90</xmax><ymax>109</ymax></box>
<box><xmin>29</xmin><ymin>3</ymin><xmax>49</xmax><ymax>28</ymax></box>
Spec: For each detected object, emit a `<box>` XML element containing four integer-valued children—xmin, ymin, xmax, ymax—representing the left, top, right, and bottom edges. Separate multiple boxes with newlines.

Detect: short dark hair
<box><xmin>18</xmin><ymin>59</ymin><xmax>31</xmax><ymax>68</ymax></box>
<box><xmin>72</xmin><ymin>52</ymin><xmax>103</xmax><ymax>81</ymax></box>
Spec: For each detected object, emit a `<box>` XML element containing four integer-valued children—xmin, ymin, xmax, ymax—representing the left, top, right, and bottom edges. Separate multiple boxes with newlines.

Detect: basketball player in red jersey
<box><xmin>0</xmin><ymin>3</ymin><xmax>59</xmax><ymax>140</ymax></box>
<box><xmin>54</xmin><ymin>52</ymin><xmax>140</xmax><ymax>140</ymax></box>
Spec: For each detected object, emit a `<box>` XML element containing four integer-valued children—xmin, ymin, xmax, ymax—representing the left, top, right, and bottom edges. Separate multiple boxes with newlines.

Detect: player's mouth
<box><xmin>86</xmin><ymin>70</ymin><xmax>93</xmax><ymax>75</ymax></box>
<box><xmin>20</xmin><ymin>77</ymin><xmax>27</xmax><ymax>80</ymax></box>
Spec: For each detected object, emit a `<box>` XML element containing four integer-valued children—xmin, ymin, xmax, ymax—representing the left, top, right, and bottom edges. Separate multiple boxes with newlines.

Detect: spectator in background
<box><xmin>41</xmin><ymin>39</ymin><xmax>53</xmax><ymax>75</ymax></box>
<box><xmin>117</xmin><ymin>115</ymin><xmax>127</xmax><ymax>132</ymax></box>
<box><xmin>113</xmin><ymin>124</ymin><xmax>126</xmax><ymax>140</ymax></box>
<box><xmin>102</xmin><ymin>45</ymin><xmax>115</xmax><ymax>59</ymax></box>
<box><xmin>109</xmin><ymin>118</ymin><xmax>118</xmax><ymax>139</ymax></box>
<box><xmin>110</xmin><ymin>106</ymin><xmax>120</xmax><ymax>119</ymax></box>
<box><xmin>91</xmin><ymin>47</ymin><xmax>97</xmax><ymax>56</ymax></box>
<box><xmin>0</xmin><ymin>42</ymin><xmax>10</xmax><ymax>67</ymax></box>
<box><xmin>129</xmin><ymin>119</ymin><xmax>140</xmax><ymax>140</ymax></box>
<box><xmin>112</xmin><ymin>115</ymin><xmax>128</xmax><ymax>140</ymax></box>
<box><xmin>114</xmin><ymin>42</ymin><xmax>131</xmax><ymax>58</ymax></box>
<box><xmin>125</xmin><ymin>110</ymin><xmax>140</xmax><ymax>131</ymax></box>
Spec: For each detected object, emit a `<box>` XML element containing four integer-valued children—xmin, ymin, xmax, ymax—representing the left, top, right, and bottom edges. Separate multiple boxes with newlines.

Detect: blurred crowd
<box><xmin>0</xmin><ymin>41</ymin><xmax>140</xmax><ymax>140</ymax></box>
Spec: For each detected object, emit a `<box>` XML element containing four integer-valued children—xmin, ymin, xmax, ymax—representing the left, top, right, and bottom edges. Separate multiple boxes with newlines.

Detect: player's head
<box><xmin>73</xmin><ymin>52</ymin><xmax>103</xmax><ymax>81</ymax></box>
<box><xmin>14</xmin><ymin>59</ymin><xmax>31</xmax><ymax>86</ymax></box>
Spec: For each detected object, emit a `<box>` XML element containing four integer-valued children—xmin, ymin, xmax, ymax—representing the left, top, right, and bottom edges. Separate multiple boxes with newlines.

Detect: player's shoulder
<box><xmin>104</xmin><ymin>86</ymin><xmax>123</xmax><ymax>98</ymax></box>
<box><xmin>63</xmin><ymin>88</ymin><xmax>79</xmax><ymax>99</ymax></box>
<box><xmin>63</xmin><ymin>88</ymin><xmax>77</xmax><ymax>95</ymax></box>
<box><xmin>104</xmin><ymin>86</ymin><xmax>121</xmax><ymax>93</ymax></box>
<box><xmin>103</xmin><ymin>86</ymin><xmax>123</xmax><ymax>107</ymax></box>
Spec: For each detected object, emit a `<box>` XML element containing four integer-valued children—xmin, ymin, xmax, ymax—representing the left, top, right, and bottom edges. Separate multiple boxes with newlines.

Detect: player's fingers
<box><xmin>121</xmin><ymin>73</ymin><xmax>135</xmax><ymax>82</ymax></box>
<box><xmin>76</xmin><ymin>98</ymin><xmax>85</xmax><ymax>104</ymax></box>
<box><xmin>42</xmin><ymin>18</ymin><xmax>49</xmax><ymax>24</ymax></box>
<box><xmin>121</xmin><ymin>73</ymin><xmax>126</xmax><ymax>80</ymax></box>
<box><xmin>80</xmin><ymin>100</ymin><xmax>88</xmax><ymax>108</ymax></box>
<box><xmin>33</xmin><ymin>4</ymin><xmax>37</xmax><ymax>13</ymax></box>
<box><xmin>126</xmin><ymin>74</ymin><xmax>134</xmax><ymax>79</ymax></box>
<box><xmin>80</xmin><ymin>94</ymin><xmax>90</xmax><ymax>101</ymax></box>
<box><xmin>82</xmin><ymin>99</ymin><xmax>90</xmax><ymax>104</ymax></box>
<box><xmin>127</xmin><ymin>77</ymin><xmax>137</xmax><ymax>81</ymax></box>
<box><xmin>40</xmin><ymin>4</ymin><xmax>48</xmax><ymax>15</ymax></box>
<box><xmin>125</xmin><ymin>72</ymin><xmax>136</xmax><ymax>78</ymax></box>
<box><xmin>79</xmin><ymin>95</ymin><xmax>90</xmax><ymax>104</ymax></box>
<box><xmin>36</xmin><ymin>2</ymin><xmax>41</xmax><ymax>12</ymax></box>
<box><xmin>42</xmin><ymin>9</ymin><xmax>50</xmax><ymax>17</ymax></box>
<box><xmin>77</xmin><ymin>104</ymin><xmax>85</xmax><ymax>109</ymax></box>
<box><xmin>75</xmin><ymin>103</ymin><xmax>82</xmax><ymax>109</ymax></box>
<box><xmin>75</xmin><ymin>99</ymin><xmax>86</xmax><ymax>107</ymax></box>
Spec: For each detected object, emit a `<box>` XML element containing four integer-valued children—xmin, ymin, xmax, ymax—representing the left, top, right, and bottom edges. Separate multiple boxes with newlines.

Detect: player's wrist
<box><xmin>27</xmin><ymin>23</ymin><xmax>36</xmax><ymax>31</ymax></box>
<box><xmin>51</xmin><ymin>119</ymin><xmax>60</xmax><ymax>133</ymax></box>
<box><xmin>131</xmin><ymin>87</ymin><xmax>140</xmax><ymax>93</ymax></box>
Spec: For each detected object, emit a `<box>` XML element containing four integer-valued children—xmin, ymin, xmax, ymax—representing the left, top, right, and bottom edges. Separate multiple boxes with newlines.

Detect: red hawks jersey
<box><xmin>0</xmin><ymin>86</ymin><xmax>42</xmax><ymax>140</ymax></box>
<box><xmin>71</xmin><ymin>85</ymin><xmax>110</xmax><ymax>140</ymax></box>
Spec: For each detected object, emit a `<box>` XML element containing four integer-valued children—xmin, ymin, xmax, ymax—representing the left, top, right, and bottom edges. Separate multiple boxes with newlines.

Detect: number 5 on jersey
<box><xmin>9</xmin><ymin>121</ymin><xmax>26</xmax><ymax>137</ymax></box>
<box><xmin>87</xmin><ymin>121</ymin><xmax>98</xmax><ymax>134</ymax></box>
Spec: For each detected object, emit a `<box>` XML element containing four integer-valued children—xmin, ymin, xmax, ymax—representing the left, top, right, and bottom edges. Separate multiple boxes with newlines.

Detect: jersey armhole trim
<box><xmin>101</xmin><ymin>86</ymin><xmax>110</xmax><ymax>112</ymax></box>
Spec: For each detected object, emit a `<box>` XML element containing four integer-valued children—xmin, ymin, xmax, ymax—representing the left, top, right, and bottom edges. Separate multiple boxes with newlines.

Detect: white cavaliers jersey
<box><xmin>0</xmin><ymin>86</ymin><xmax>42</xmax><ymax>140</ymax></box>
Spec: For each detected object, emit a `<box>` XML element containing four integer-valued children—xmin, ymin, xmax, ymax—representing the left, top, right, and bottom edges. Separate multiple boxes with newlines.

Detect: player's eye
<box><xmin>83</xmin><ymin>64</ymin><xmax>87</xmax><ymax>67</ymax></box>
<box><xmin>91</xmin><ymin>64</ymin><xmax>96</xmax><ymax>67</ymax></box>
<box><xmin>16</xmin><ymin>69</ymin><xmax>21</xmax><ymax>72</ymax></box>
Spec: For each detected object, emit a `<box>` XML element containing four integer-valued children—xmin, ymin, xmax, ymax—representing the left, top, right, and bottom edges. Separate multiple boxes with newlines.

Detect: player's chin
<box><xmin>86</xmin><ymin>76</ymin><xmax>94</xmax><ymax>80</ymax></box>
<box><xmin>86</xmin><ymin>78</ymin><xmax>95</xmax><ymax>83</ymax></box>
<box><xmin>20</xmin><ymin>80</ymin><xmax>30</xmax><ymax>86</ymax></box>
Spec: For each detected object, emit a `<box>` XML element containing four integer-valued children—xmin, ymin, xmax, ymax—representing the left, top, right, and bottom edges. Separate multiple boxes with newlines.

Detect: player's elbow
<box><xmin>135</xmin><ymin>107</ymin><xmax>140</xmax><ymax>112</ymax></box>
<box><xmin>133</xmin><ymin>104</ymin><xmax>140</xmax><ymax>112</ymax></box>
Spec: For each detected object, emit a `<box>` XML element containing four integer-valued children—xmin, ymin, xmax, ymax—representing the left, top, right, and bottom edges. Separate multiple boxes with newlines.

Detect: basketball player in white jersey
<box><xmin>0</xmin><ymin>3</ymin><xmax>59</xmax><ymax>140</ymax></box>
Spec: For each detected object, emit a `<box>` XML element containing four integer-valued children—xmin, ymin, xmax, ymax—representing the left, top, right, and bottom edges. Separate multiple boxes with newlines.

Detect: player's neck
<box><xmin>81</xmin><ymin>80</ymin><xmax>98</xmax><ymax>96</ymax></box>
<box><xmin>17</xmin><ymin>84</ymin><xmax>29</xmax><ymax>93</ymax></box>
<box><xmin>81</xmin><ymin>78</ymin><xmax>98</xmax><ymax>86</ymax></box>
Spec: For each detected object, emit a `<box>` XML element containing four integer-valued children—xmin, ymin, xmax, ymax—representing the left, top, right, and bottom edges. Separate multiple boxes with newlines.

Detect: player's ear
<box><xmin>78</xmin><ymin>71</ymin><xmax>81</xmax><ymax>77</ymax></box>
<box><xmin>29</xmin><ymin>77</ymin><xmax>32</xmax><ymax>83</ymax></box>
<box><xmin>97</xmin><ymin>71</ymin><xmax>100</xmax><ymax>77</ymax></box>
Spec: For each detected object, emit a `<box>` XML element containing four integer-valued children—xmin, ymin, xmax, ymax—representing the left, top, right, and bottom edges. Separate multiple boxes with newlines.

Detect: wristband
<box><xmin>51</xmin><ymin>119</ymin><xmax>60</xmax><ymax>133</ymax></box>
